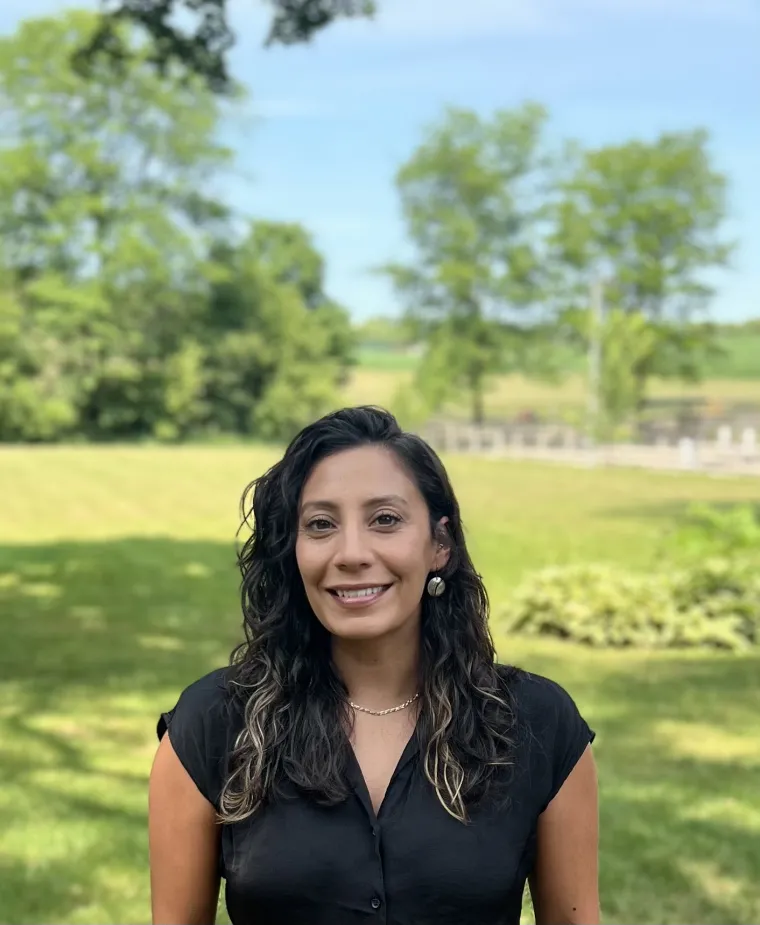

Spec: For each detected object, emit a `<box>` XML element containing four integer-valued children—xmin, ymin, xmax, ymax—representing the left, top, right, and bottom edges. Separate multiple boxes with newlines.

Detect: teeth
<box><xmin>335</xmin><ymin>586</ymin><xmax>385</xmax><ymax>599</ymax></box>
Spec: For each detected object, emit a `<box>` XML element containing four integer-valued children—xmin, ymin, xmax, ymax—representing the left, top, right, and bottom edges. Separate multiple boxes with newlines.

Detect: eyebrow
<box><xmin>301</xmin><ymin>494</ymin><xmax>409</xmax><ymax>513</ymax></box>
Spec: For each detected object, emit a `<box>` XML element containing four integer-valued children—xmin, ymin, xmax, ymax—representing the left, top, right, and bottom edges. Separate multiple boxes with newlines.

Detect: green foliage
<box><xmin>202</xmin><ymin>226</ymin><xmax>355</xmax><ymax>441</ymax></box>
<box><xmin>597</xmin><ymin>310</ymin><xmax>656</xmax><ymax>431</ymax></box>
<box><xmin>499</xmin><ymin>559</ymin><xmax>760</xmax><ymax>650</ymax></box>
<box><xmin>386</xmin><ymin>111</ymin><xmax>735</xmax><ymax>428</ymax></box>
<box><xmin>384</xmin><ymin>103</ymin><xmax>551</xmax><ymax>423</ymax></box>
<box><xmin>78</xmin><ymin>0</ymin><xmax>376</xmax><ymax>93</ymax></box>
<box><xmin>552</xmin><ymin>131</ymin><xmax>733</xmax><ymax>422</ymax></box>
<box><xmin>0</xmin><ymin>11</ymin><xmax>353</xmax><ymax>443</ymax></box>
<box><xmin>553</xmin><ymin>132</ymin><xmax>732</xmax><ymax>317</ymax></box>
<box><xmin>669</xmin><ymin>503</ymin><xmax>760</xmax><ymax>560</ymax></box>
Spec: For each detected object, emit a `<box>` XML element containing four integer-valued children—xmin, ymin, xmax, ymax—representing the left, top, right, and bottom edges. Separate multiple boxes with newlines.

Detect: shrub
<box><xmin>670</xmin><ymin>503</ymin><xmax>760</xmax><ymax>559</ymax></box>
<box><xmin>497</xmin><ymin>558</ymin><xmax>760</xmax><ymax>650</ymax></box>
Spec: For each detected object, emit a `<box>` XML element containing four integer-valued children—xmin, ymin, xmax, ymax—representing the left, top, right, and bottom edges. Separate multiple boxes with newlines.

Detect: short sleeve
<box><xmin>157</xmin><ymin>667</ymin><xmax>232</xmax><ymax>809</ymax></box>
<box><xmin>517</xmin><ymin>672</ymin><xmax>596</xmax><ymax>812</ymax></box>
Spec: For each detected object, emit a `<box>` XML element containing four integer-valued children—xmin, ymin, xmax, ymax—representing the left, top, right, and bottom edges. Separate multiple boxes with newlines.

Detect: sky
<box><xmin>1</xmin><ymin>0</ymin><xmax>758</xmax><ymax>322</ymax></box>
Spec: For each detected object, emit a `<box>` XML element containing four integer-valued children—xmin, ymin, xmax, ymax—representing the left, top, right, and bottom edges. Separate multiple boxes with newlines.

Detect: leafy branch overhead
<box><xmin>77</xmin><ymin>0</ymin><xmax>376</xmax><ymax>92</ymax></box>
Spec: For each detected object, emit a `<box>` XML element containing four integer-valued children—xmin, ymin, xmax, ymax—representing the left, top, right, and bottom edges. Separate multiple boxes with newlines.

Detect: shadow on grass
<box><xmin>0</xmin><ymin>538</ymin><xmax>243</xmax><ymax>924</ymax></box>
<box><xmin>518</xmin><ymin>645</ymin><xmax>760</xmax><ymax>924</ymax></box>
<box><xmin>0</xmin><ymin>537</ymin><xmax>242</xmax><ymax>701</ymax></box>
<box><xmin>1</xmin><ymin>539</ymin><xmax>759</xmax><ymax>924</ymax></box>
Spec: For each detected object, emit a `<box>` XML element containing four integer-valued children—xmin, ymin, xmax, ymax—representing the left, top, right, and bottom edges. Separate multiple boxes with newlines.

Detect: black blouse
<box><xmin>157</xmin><ymin>666</ymin><xmax>595</xmax><ymax>925</ymax></box>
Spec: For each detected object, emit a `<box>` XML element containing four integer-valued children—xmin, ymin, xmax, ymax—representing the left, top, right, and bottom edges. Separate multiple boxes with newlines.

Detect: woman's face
<box><xmin>295</xmin><ymin>445</ymin><xmax>449</xmax><ymax>642</ymax></box>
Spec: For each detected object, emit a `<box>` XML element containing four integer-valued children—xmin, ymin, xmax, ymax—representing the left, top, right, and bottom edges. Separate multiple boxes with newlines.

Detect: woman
<box><xmin>149</xmin><ymin>406</ymin><xmax>599</xmax><ymax>925</ymax></box>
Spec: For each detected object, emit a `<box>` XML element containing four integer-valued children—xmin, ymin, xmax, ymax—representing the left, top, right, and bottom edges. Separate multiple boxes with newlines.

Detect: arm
<box><xmin>529</xmin><ymin>744</ymin><xmax>599</xmax><ymax>925</ymax></box>
<box><xmin>149</xmin><ymin>731</ymin><xmax>222</xmax><ymax>925</ymax></box>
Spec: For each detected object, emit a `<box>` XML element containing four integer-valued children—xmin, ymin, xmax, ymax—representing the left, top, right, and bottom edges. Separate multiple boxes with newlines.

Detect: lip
<box><xmin>327</xmin><ymin>584</ymin><xmax>392</xmax><ymax>609</ymax></box>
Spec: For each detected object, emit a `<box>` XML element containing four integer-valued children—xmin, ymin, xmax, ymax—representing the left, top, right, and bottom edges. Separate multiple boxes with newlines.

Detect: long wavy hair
<box><xmin>218</xmin><ymin>406</ymin><xmax>519</xmax><ymax>824</ymax></box>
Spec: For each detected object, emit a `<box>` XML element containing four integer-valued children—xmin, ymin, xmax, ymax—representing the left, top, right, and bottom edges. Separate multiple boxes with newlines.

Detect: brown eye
<box><xmin>307</xmin><ymin>518</ymin><xmax>334</xmax><ymax>532</ymax></box>
<box><xmin>374</xmin><ymin>512</ymin><xmax>401</xmax><ymax>528</ymax></box>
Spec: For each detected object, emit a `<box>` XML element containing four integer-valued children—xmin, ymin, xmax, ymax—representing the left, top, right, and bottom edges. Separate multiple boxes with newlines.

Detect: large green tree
<box><xmin>0</xmin><ymin>9</ymin><xmax>234</xmax><ymax>439</ymax></box>
<box><xmin>0</xmin><ymin>11</ymin><xmax>353</xmax><ymax>442</ymax></box>
<box><xmin>383</xmin><ymin>104</ymin><xmax>550</xmax><ymax>423</ymax></box>
<box><xmin>201</xmin><ymin>222</ymin><xmax>355</xmax><ymax>440</ymax></box>
<box><xmin>78</xmin><ymin>0</ymin><xmax>376</xmax><ymax>92</ymax></box>
<box><xmin>552</xmin><ymin>131</ymin><xmax>733</xmax><ymax>416</ymax></box>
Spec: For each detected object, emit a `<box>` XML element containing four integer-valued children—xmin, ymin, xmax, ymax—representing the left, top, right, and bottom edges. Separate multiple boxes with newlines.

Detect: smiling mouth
<box><xmin>328</xmin><ymin>585</ymin><xmax>391</xmax><ymax>606</ymax></box>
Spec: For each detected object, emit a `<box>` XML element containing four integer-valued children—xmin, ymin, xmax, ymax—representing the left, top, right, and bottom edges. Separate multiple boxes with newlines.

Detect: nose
<box><xmin>333</xmin><ymin>520</ymin><xmax>372</xmax><ymax>571</ymax></box>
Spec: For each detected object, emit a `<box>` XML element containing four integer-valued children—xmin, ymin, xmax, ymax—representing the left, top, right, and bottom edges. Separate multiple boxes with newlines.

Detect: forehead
<box><xmin>300</xmin><ymin>445</ymin><xmax>422</xmax><ymax>506</ymax></box>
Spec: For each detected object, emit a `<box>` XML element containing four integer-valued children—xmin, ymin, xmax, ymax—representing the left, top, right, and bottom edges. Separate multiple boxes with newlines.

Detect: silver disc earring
<box><xmin>427</xmin><ymin>575</ymin><xmax>446</xmax><ymax>597</ymax></box>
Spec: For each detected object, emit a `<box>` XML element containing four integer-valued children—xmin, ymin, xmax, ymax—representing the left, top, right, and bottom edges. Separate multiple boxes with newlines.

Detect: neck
<box><xmin>331</xmin><ymin>619</ymin><xmax>421</xmax><ymax>711</ymax></box>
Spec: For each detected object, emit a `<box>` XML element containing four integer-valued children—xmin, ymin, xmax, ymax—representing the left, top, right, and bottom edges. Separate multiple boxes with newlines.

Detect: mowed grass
<box><xmin>1</xmin><ymin>446</ymin><xmax>759</xmax><ymax>924</ymax></box>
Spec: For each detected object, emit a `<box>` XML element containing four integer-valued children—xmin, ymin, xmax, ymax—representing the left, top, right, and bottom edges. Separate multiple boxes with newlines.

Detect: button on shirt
<box><xmin>158</xmin><ymin>667</ymin><xmax>595</xmax><ymax>925</ymax></box>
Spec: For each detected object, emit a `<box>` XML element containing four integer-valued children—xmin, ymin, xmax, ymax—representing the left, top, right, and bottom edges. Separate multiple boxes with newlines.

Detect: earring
<box><xmin>427</xmin><ymin>575</ymin><xmax>446</xmax><ymax>597</ymax></box>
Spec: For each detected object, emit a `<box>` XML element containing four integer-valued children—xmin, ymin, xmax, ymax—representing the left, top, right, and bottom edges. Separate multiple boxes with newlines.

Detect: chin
<box><xmin>329</xmin><ymin>619</ymin><xmax>396</xmax><ymax>641</ymax></box>
<box><xmin>325</xmin><ymin>611</ymin><xmax>407</xmax><ymax>642</ymax></box>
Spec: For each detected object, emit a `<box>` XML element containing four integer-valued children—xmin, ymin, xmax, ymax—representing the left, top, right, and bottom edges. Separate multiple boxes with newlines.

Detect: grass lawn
<box><xmin>1</xmin><ymin>446</ymin><xmax>759</xmax><ymax>924</ymax></box>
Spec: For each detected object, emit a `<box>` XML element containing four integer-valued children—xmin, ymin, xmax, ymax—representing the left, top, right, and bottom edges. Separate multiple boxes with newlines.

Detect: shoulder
<box><xmin>509</xmin><ymin>669</ymin><xmax>586</xmax><ymax>723</ymax></box>
<box><xmin>174</xmin><ymin>665</ymin><xmax>232</xmax><ymax>710</ymax></box>
<box><xmin>156</xmin><ymin>666</ymin><xmax>233</xmax><ymax>738</ymax></box>
<box><xmin>497</xmin><ymin>665</ymin><xmax>596</xmax><ymax>810</ymax></box>
<box><xmin>156</xmin><ymin>666</ymin><xmax>240</xmax><ymax>808</ymax></box>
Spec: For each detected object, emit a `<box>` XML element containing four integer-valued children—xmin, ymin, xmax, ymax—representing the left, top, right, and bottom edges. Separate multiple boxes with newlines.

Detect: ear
<box><xmin>432</xmin><ymin>517</ymin><xmax>451</xmax><ymax>572</ymax></box>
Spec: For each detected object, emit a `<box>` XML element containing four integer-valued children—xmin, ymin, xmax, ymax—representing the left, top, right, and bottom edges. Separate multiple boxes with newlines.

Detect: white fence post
<box><xmin>489</xmin><ymin>427</ymin><xmax>505</xmax><ymax>455</ymax></box>
<box><xmin>678</xmin><ymin>437</ymin><xmax>699</xmax><ymax>470</ymax></box>
<box><xmin>741</xmin><ymin>427</ymin><xmax>757</xmax><ymax>461</ymax></box>
<box><xmin>716</xmin><ymin>425</ymin><xmax>732</xmax><ymax>455</ymax></box>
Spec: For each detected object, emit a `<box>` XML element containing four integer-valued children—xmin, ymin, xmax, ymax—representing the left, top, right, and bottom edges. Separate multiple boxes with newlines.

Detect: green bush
<box><xmin>670</xmin><ymin>502</ymin><xmax>760</xmax><ymax>559</ymax></box>
<box><xmin>497</xmin><ymin>559</ymin><xmax>760</xmax><ymax>650</ymax></box>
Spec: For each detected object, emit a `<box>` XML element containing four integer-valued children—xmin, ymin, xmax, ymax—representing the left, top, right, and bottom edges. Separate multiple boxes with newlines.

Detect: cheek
<box><xmin>295</xmin><ymin>539</ymin><xmax>318</xmax><ymax>588</ymax></box>
<box><xmin>389</xmin><ymin>532</ymin><xmax>436</xmax><ymax>578</ymax></box>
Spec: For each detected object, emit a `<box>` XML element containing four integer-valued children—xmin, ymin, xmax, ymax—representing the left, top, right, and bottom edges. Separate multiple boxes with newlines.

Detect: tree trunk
<box><xmin>470</xmin><ymin>370</ymin><xmax>484</xmax><ymax>424</ymax></box>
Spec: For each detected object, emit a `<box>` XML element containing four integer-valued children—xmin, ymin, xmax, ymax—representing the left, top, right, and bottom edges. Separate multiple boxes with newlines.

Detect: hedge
<box><xmin>497</xmin><ymin>558</ymin><xmax>759</xmax><ymax>650</ymax></box>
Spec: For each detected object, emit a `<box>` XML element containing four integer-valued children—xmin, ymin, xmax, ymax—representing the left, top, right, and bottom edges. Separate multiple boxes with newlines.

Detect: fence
<box><xmin>423</xmin><ymin>421</ymin><xmax>760</xmax><ymax>476</ymax></box>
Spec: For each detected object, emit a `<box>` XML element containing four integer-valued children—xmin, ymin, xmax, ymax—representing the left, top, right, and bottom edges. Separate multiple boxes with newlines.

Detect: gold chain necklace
<box><xmin>349</xmin><ymin>692</ymin><xmax>420</xmax><ymax>716</ymax></box>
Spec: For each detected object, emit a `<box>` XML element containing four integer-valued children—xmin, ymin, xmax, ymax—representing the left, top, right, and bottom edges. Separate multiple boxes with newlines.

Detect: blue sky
<box><xmin>2</xmin><ymin>0</ymin><xmax>759</xmax><ymax>321</ymax></box>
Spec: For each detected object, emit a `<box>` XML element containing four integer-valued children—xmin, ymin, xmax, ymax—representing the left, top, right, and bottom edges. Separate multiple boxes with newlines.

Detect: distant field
<box><xmin>352</xmin><ymin>329</ymin><xmax>760</xmax><ymax>419</ymax></box>
<box><xmin>342</xmin><ymin>366</ymin><xmax>760</xmax><ymax>421</ymax></box>
<box><xmin>357</xmin><ymin>345</ymin><xmax>421</xmax><ymax>371</ymax></box>
<box><xmin>705</xmin><ymin>330</ymin><xmax>760</xmax><ymax>379</ymax></box>
<box><xmin>356</xmin><ymin>328</ymin><xmax>760</xmax><ymax>382</ymax></box>
<box><xmin>2</xmin><ymin>447</ymin><xmax>759</xmax><ymax>925</ymax></box>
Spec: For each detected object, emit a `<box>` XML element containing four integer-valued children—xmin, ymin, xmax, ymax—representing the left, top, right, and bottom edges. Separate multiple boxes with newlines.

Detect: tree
<box><xmin>383</xmin><ymin>104</ymin><xmax>550</xmax><ymax>423</ymax></box>
<box><xmin>77</xmin><ymin>0</ymin><xmax>376</xmax><ymax>92</ymax></box>
<box><xmin>552</xmin><ymin>131</ymin><xmax>733</xmax><ymax>415</ymax></box>
<box><xmin>0</xmin><ymin>10</ymin><xmax>235</xmax><ymax>440</ymax></box>
<box><xmin>203</xmin><ymin>223</ymin><xmax>355</xmax><ymax>440</ymax></box>
<box><xmin>0</xmin><ymin>11</ymin><xmax>353</xmax><ymax>442</ymax></box>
